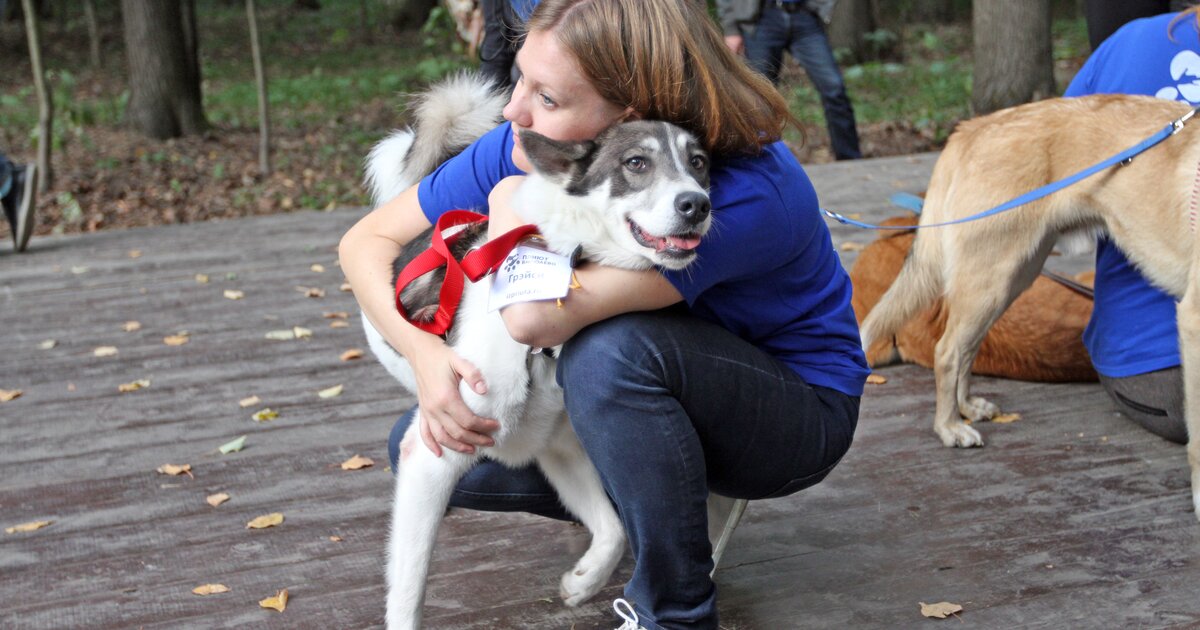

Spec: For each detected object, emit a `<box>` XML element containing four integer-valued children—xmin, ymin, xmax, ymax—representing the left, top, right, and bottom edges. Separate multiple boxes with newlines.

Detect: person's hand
<box><xmin>407</xmin><ymin>332</ymin><xmax>499</xmax><ymax>457</ymax></box>
<box><xmin>724</xmin><ymin>34</ymin><xmax>744</xmax><ymax>56</ymax></box>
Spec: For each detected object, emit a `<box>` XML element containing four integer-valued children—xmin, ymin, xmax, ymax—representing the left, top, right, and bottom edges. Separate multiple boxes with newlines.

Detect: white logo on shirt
<box><xmin>1155</xmin><ymin>49</ymin><xmax>1200</xmax><ymax>103</ymax></box>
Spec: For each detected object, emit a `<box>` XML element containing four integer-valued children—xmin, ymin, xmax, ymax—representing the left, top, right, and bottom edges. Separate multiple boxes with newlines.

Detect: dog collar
<box><xmin>394</xmin><ymin>210</ymin><xmax>540</xmax><ymax>335</ymax></box>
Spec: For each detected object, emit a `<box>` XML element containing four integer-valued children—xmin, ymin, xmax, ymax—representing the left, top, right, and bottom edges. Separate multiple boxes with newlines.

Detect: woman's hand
<box><xmin>406</xmin><ymin>331</ymin><xmax>500</xmax><ymax>457</ymax></box>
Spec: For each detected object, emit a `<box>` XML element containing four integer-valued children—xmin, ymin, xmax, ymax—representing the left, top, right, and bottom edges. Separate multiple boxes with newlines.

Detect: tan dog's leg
<box><xmin>1178</xmin><ymin>282</ymin><xmax>1200</xmax><ymax>520</ymax></box>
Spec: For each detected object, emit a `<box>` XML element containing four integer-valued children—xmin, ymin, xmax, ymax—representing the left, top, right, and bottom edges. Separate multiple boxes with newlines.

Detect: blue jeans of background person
<box><xmin>388</xmin><ymin>308</ymin><xmax>859</xmax><ymax>630</ymax></box>
<box><xmin>0</xmin><ymin>151</ymin><xmax>12</xmax><ymax>200</ymax></box>
<box><xmin>743</xmin><ymin>3</ymin><xmax>862</xmax><ymax>160</ymax></box>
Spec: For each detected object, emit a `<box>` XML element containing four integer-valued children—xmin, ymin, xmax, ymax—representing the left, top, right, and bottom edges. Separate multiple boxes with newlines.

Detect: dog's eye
<box><xmin>624</xmin><ymin>157</ymin><xmax>648</xmax><ymax>172</ymax></box>
<box><xmin>690</xmin><ymin>155</ymin><xmax>707</xmax><ymax>170</ymax></box>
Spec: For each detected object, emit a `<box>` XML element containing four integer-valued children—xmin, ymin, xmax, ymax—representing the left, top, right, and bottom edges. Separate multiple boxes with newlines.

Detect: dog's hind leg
<box><xmin>1178</xmin><ymin>274</ymin><xmax>1200</xmax><ymax>521</ymax></box>
<box><xmin>386</xmin><ymin>419</ymin><xmax>476</xmax><ymax>630</ymax></box>
<box><xmin>536</xmin><ymin>422</ymin><xmax>626</xmax><ymax>607</ymax></box>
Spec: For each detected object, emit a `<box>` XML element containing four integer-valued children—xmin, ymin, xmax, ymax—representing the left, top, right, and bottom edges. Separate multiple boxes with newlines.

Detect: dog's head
<box><xmin>516</xmin><ymin>121</ymin><xmax>712</xmax><ymax>270</ymax></box>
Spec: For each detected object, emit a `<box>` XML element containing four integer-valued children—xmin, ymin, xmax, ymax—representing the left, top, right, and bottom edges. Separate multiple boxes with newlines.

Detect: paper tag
<box><xmin>488</xmin><ymin>245</ymin><xmax>574</xmax><ymax>311</ymax></box>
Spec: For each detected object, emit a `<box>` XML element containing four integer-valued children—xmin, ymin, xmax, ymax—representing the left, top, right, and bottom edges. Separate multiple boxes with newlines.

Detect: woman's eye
<box><xmin>624</xmin><ymin>157</ymin><xmax>647</xmax><ymax>172</ymax></box>
<box><xmin>539</xmin><ymin>93</ymin><xmax>556</xmax><ymax>107</ymax></box>
<box><xmin>690</xmin><ymin>155</ymin><xmax>707</xmax><ymax>170</ymax></box>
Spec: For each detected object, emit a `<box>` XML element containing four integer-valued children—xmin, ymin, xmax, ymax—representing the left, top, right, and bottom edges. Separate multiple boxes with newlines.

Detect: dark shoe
<box><xmin>7</xmin><ymin>163</ymin><xmax>36</xmax><ymax>252</ymax></box>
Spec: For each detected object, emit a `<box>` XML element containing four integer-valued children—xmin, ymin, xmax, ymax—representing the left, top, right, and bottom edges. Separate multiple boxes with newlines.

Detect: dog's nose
<box><xmin>675</xmin><ymin>191</ymin><xmax>711</xmax><ymax>222</ymax></box>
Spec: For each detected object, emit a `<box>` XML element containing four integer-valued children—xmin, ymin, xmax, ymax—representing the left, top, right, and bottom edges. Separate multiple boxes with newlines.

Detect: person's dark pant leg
<box><xmin>742</xmin><ymin>5</ymin><xmax>790</xmax><ymax>84</ymax></box>
<box><xmin>790</xmin><ymin>9</ymin><xmax>861</xmax><ymax>160</ymax></box>
<box><xmin>478</xmin><ymin>0</ymin><xmax>518</xmax><ymax>88</ymax></box>
<box><xmin>1098</xmin><ymin>367</ymin><xmax>1187</xmax><ymax>444</ymax></box>
<box><xmin>1084</xmin><ymin>0</ymin><xmax>1170</xmax><ymax>50</ymax></box>
<box><xmin>557</xmin><ymin>309</ymin><xmax>859</xmax><ymax>630</ymax></box>
<box><xmin>387</xmin><ymin>407</ymin><xmax>576</xmax><ymax>520</ymax></box>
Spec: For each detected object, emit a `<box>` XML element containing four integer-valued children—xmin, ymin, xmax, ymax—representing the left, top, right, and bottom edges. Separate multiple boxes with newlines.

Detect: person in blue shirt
<box><xmin>340</xmin><ymin>1</ymin><xmax>867</xmax><ymax>627</ymax></box>
<box><xmin>1064</xmin><ymin>6</ymin><xmax>1200</xmax><ymax>443</ymax></box>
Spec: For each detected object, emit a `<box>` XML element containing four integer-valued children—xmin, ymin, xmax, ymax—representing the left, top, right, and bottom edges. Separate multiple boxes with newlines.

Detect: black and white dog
<box><xmin>361</xmin><ymin>74</ymin><xmax>713</xmax><ymax>629</ymax></box>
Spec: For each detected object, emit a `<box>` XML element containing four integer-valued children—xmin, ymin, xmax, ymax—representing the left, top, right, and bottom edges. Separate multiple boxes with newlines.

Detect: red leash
<box><xmin>394</xmin><ymin>210</ymin><xmax>540</xmax><ymax>335</ymax></box>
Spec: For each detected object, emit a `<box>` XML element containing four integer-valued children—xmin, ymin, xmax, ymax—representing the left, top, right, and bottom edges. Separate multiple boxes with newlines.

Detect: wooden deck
<box><xmin>3</xmin><ymin>153</ymin><xmax>1199</xmax><ymax>629</ymax></box>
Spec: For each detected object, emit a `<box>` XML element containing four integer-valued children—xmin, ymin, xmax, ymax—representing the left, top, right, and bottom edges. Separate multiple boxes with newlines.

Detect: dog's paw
<box><xmin>960</xmin><ymin>396</ymin><xmax>999</xmax><ymax>422</ymax></box>
<box><xmin>559</xmin><ymin>564</ymin><xmax>606</xmax><ymax>607</ymax></box>
<box><xmin>936</xmin><ymin>421</ymin><xmax>984</xmax><ymax>448</ymax></box>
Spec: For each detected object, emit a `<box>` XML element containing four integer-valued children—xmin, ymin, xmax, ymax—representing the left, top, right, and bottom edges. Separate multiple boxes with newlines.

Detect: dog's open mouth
<box><xmin>628</xmin><ymin>219</ymin><xmax>702</xmax><ymax>259</ymax></box>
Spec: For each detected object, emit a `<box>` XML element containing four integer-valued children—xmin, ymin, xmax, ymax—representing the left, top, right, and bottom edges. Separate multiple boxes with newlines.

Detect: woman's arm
<box><xmin>486</xmin><ymin>177</ymin><xmax>684</xmax><ymax>348</ymax></box>
<box><xmin>339</xmin><ymin>186</ymin><xmax>500</xmax><ymax>456</ymax></box>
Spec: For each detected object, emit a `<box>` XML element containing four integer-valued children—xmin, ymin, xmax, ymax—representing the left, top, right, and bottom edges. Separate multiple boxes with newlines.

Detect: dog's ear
<box><xmin>518</xmin><ymin>130</ymin><xmax>596</xmax><ymax>183</ymax></box>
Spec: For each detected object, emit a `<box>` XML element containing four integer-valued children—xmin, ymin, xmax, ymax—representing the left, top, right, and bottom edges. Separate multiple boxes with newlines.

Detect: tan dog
<box><xmin>859</xmin><ymin>94</ymin><xmax>1200</xmax><ymax>519</ymax></box>
<box><xmin>850</xmin><ymin>214</ymin><xmax>1097</xmax><ymax>382</ymax></box>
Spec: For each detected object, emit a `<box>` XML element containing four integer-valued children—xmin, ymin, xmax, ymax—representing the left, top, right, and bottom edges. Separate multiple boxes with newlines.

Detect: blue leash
<box><xmin>822</xmin><ymin>105</ymin><xmax>1200</xmax><ymax>230</ymax></box>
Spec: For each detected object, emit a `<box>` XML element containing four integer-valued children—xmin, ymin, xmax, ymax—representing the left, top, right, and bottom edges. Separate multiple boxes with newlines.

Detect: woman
<box><xmin>339</xmin><ymin>1</ymin><xmax>867</xmax><ymax>627</ymax></box>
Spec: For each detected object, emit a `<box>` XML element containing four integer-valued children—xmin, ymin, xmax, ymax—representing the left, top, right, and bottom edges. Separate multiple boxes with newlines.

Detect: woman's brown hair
<box><xmin>525</xmin><ymin>0</ymin><xmax>798</xmax><ymax>156</ymax></box>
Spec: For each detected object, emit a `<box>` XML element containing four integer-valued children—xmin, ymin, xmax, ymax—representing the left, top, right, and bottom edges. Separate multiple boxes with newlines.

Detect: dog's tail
<box><xmin>364</xmin><ymin>72</ymin><xmax>508</xmax><ymax>207</ymax></box>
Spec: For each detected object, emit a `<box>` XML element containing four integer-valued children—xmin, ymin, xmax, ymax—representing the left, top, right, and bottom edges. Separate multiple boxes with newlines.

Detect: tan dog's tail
<box><xmin>858</xmin><ymin>225</ymin><xmax>943</xmax><ymax>357</ymax></box>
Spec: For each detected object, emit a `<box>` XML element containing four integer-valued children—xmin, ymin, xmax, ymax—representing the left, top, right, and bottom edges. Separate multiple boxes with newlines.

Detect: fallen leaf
<box><xmin>866</xmin><ymin>374</ymin><xmax>888</xmax><ymax>385</ymax></box>
<box><xmin>329</xmin><ymin>535</ymin><xmax>343</xmax><ymax>542</ymax></box>
<box><xmin>38</xmin><ymin>339</ymin><xmax>57</xmax><ymax>350</ymax></box>
<box><xmin>157</xmin><ymin>463</ymin><xmax>192</xmax><ymax>477</ymax></box>
<box><xmin>247</xmin><ymin>513</ymin><xmax>284</xmax><ymax>529</ymax></box>
<box><xmin>0</xmin><ymin>389</ymin><xmax>22</xmax><ymax>402</ymax></box>
<box><xmin>218</xmin><ymin>435</ymin><xmax>247</xmax><ymax>454</ymax></box>
<box><xmin>296</xmin><ymin>286</ymin><xmax>325</xmax><ymax>298</ymax></box>
<box><xmin>123</xmin><ymin>321</ymin><xmax>142</xmax><ymax>332</ymax></box>
<box><xmin>128</xmin><ymin>249</ymin><xmax>143</xmax><ymax>258</ymax></box>
<box><xmin>310</xmin><ymin>264</ymin><xmax>326</xmax><ymax>273</ymax></box>
<box><xmin>992</xmin><ymin>413</ymin><xmax>1021</xmax><ymax>424</ymax></box>
<box><xmin>239</xmin><ymin>395</ymin><xmax>261</xmax><ymax>408</ymax></box>
<box><xmin>919</xmin><ymin>601</ymin><xmax>963</xmax><ymax>619</ymax></box>
<box><xmin>192</xmin><ymin>583</ymin><xmax>229</xmax><ymax>596</ymax></box>
<box><xmin>70</xmin><ymin>265</ymin><xmax>89</xmax><ymax>274</ymax></box>
<box><xmin>5</xmin><ymin>520</ymin><xmax>52</xmax><ymax>534</ymax></box>
<box><xmin>293</xmin><ymin>326</ymin><xmax>312</xmax><ymax>339</ymax></box>
<box><xmin>223</xmin><ymin>289</ymin><xmax>245</xmax><ymax>300</ymax></box>
<box><xmin>195</xmin><ymin>273</ymin><xmax>209</xmax><ymax>284</ymax></box>
<box><xmin>259</xmin><ymin>588</ymin><xmax>288</xmax><ymax>612</ymax></box>
<box><xmin>265</xmin><ymin>329</ymin><xmax>295</xmax><ymax>341</ymax></box>
<box><xmin>93</xmin><ymin>346</ymin><xmax>119</xmax><ymax>357</ymax></box>
<box><xmin>318</xmin><ymin>384</ymin><xmax>344</xmax><ymax>399</ymax></box>
<box><xmin>340</xmin><ymin>454</ymin><xmax>374</xmax><ymax>470</ymax></box>
<box><xmin>340</xmin><ymin>348</ymin><xmax>364</xmax><ymax>361</ymax></box>
<box><xmin>323</xmin><ymin>311</ymin><xmax>348</xmax><ymax>319</ymax></box>
<box><xmin>330</xmin><ymin>320</ymin><xmax>349</xmax><ymax>329</ymax></box>
<box><xmin>118</xmin><ymin>379</ymin><xmax>151</xmax><ymax>393</ymax></box>
<box><xmin>206</xmin><ymin>492</ymin><xmax>230</xmax><ymax>507</ymax></box>
<box><xmin>340</xmin><ymin>282</ymin><xmax>352</xmax><ymax>292</ymax></box>
<box><xmin>252</xmin><ymin>408</ymin><xmax>279</xmax><ymax>422</ymax></box>
<box><xmin>163</xmin><ymin>334</ymin><xmax>190</xmax><ymax>346</ymax></box>
<box><xmin>839</xmin><ymin>241</ymin><xmax>865</xmax><ymax>252</ymax></box>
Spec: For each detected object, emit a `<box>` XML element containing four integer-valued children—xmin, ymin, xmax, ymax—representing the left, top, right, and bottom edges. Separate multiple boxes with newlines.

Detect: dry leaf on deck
<box><xmin>323</xmin><ymin>311</ymin><xmax>348</xmax><ymax>319</ymax></box>
<box><xmin>992</xmin><ymin>413</ymin><xmax>1021</xmax><ymax>424</ymax></box>
<box><xmin>259</xmin><ymin>588</ymin><xmax>288</xmax><ymax>612</ymax></box>
<box><xmin>252</xmin><ymin>408</ymin><xmax>279</xmax><ymax>422</ymax></box>
<box><xmin>318</xmin><ymin>384</ymin><xmax>343</xmax><ymax>399</ymax></box>
<box><xmin>865</xmin><ymin>374</ymin><xmax>888</xmax><ymax>385</ymax></box>
<box><xmin>195</xmin><ymin>273</ymin><xmax>210</xmax><ymax>284</ymax></box>
<box><xmin>192</xmin><ymin>583</ymin><xmax>229</xmax><ymax>596</ymax></box>
<box><xmin>311</xmin><ymin>264</ymin><xmax>326</xmax><ymax>273</ymax></box>
<box><xmin>919</xmin><ymin>601</ymin><xmax>963</xmax><ymax>619</ymax></box>
<box><xmin>329</xmin><ymin>320</ymin><xmax>349</xmax><ymax>329</ymax></box>
<box><xmin>341</xmin><ymin>455</ymin><xmax>374</xmax><ymax>471</ymax></box>
<box><xmin>123</xmin><ymin>321</ymin><xmax>142</xmax><ymax>332</ymax></box>
<box><xmin>340</xmin><ymin>349</ymin><xmax>364</xmax><ymax>361</ymax></box>
<box><xmin>0</xmin><ymin>389</ymin><xmax>22</xmax><ymax>402</ymax></box>
<box><xmin>93</xmin><ymin>346</ymin><xmax>119</xmax><ymax>357</ymax></box>
<box><xmin>265</xmin><ymin>329</ymin><xmax>295</xmax><ymax>341</ymax></box>
<box><xmin>5</xmin><ymin>520</ymin><xmax>52</xmax><ymax>534</ymax></box>
<box><xmin>218</xmin><ymin>435</ymin><xmax>247</xmax><ymax>454</ymax></box>
<box><xmin>340</xmin><ymin>282</ymin><xmax>352</xmax><ymax>292</ymax></box>
<box><xmin>297</xmin><ymin>286</ymin><xmax>325</xmax><ymax>298</ymax></box>
<box><xmin>239</xmin><ymin>395</ymin><xmax>261</xmax><ymax>408</ymax></box>
<box><xmin>38</xmin><ymin>339</ymin><xmax>57</xmax><ymax>350</ymax></box>
<box><xmin>206</xmin><ymin>493</ymin><xmax>230</xmax><ymax>507</ymax></box>
<box><xmin>163</xmin><ymin>334</ymin><xmax>190</xmax><ymax>346</ymax></box>
<box><xmin>246</xmin><ymin>513</ymin><xmax>284</xmax><ymax>529</ymax></box>
<box><xmin>118</xmin><ymin>379</ymin><xmax>151</xmax><ymax>393</ymax></box>
<box><xmin>292</xmin><ymin>326</ymin><xmax>313</xmax><ymax>339</ymax></box>
<box><xmin>329</xmin><ymin>535</ymin><xmax>343</xmax><ymax>542</ymax></box>
<box><xmin>128</xmin><ymin>249</ymin><xmax>143</xmax><ymax>258</ymax></box>
<box><xmin>223</xmin><ymin>289</ymin><xmax>245</xmax><ymax>300</ymax></box>
<box><xmin>157</xmin><ymin>463</ymin><xmax>192</xmax><ymax>477</ymax></box>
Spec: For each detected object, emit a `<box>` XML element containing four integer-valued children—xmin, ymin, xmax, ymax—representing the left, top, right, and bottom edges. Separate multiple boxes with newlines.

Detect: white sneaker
<box><xmin>613</xmin><ymin>598</ymin><xmax>648</xmax><ymax>630</ymax></box>
<box><xmin>707</xmin><ymin>493</ymin><xmax>748</xmax><ymax>577</ymax></box>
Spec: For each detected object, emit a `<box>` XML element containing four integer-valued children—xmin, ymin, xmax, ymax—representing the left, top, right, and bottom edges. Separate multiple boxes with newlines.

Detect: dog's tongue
<box><xmin>662</xmin><ymin>235</ymin><xmax>701</xmax><ymax>251</ymax></box>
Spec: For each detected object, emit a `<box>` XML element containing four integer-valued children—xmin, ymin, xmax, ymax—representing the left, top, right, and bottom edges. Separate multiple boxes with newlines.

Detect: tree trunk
<box><xmin>387</xmin><ymin>0</ymin><xmax>438</xmax><ymax>31</ymax></box>
<box><xmin>971</xmin><ymin>0</ymin><xmax>1054</xmax><ymax>115</ymax></box>
<box><xmin>82</xmin><ymin>0</ymin><xmax>100</xmax><ymax>69</ymax></box>
<box><xmin>120</xmin><ymin>0</ymin><xmax>207</xmax><ymax>139</ymax></box>
<box><xmin>246</xmin><ymin>0</ymin><xmax>270</xmax><ymax>175</ymax></box>
<box><xmin>21</xmin><ymin>0</ymin><xmax>52</xmax><ymax>193</ymax></box>
<box><xmin>829</xmin><ymin>0</ymin><xmax>876</xmax><ymax>64</ymax></box>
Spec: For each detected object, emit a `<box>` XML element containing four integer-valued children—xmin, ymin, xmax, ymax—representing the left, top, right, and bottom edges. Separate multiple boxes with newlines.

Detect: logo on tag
<box><xmin>489</xmin><ymin>245</ymin><xmax>574</xmax><ymax>311</ymax></box>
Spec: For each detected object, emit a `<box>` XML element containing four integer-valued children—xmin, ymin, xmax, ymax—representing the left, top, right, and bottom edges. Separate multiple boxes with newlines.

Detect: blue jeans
<box><xmin>743</xmin><ymin>4</ymin><xmax>862</xmax><ymax>160</ymax></box>
<box><xmin>388</xmin><ymin>308</ymin><xmax>859</xmax><ymax>629</ymax></box>
<box><xmin>0</xmin><ymin>151</ymin><xmax>12</xmax><ymax>200</ymax></box>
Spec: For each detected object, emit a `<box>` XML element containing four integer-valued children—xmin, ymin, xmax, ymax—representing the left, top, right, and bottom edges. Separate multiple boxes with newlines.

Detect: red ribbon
<box><xmin>394</xmin><ymin>210</ymin><xmax>540</xmax><ymax>335</ymax></box>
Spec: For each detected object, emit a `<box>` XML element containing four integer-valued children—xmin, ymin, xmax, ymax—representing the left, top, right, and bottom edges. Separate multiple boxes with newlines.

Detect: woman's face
<box><xmin>503</xmin><ymin>30</ymin><xmax>631</xmax><ymax>172</ymax></box>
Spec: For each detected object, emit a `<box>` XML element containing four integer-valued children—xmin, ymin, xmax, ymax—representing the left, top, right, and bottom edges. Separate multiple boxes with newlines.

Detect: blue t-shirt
<box><xmin>1063</xmin><ymin>12</ymin><xmax>1190</xmax><ymax>377</ymax></box>
<box><xmin>417</xmin><ymin>122</ymin><xmax>870</xmax><ymax>395</ymax></box>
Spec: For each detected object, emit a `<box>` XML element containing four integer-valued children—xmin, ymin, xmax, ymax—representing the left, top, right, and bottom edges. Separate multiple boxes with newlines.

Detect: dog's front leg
<box><xmin>386</xmin><ymin>418</ymin><xmax>477</xmax><ymax>630</ymax></box>
<box><xmin>1177</xmin><ymin>287</ymin><xmax>1200</xmax><ymax>521</ymax></box>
